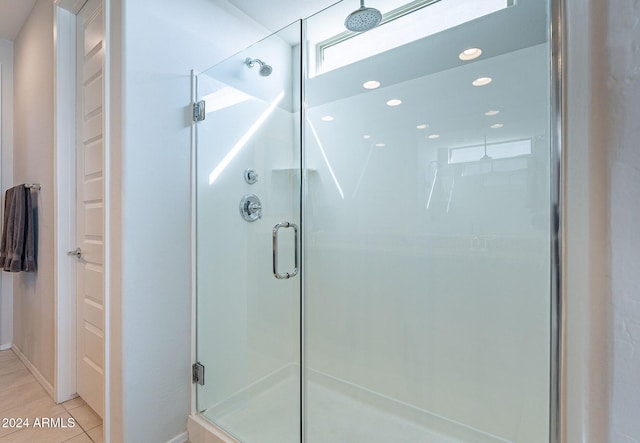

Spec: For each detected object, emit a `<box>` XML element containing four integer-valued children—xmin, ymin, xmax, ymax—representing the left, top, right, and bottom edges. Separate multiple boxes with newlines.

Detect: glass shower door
<box><xmin>195</xmin><ymin>21</ymin><xmax>302</xmax><ymax>443</ymax></box>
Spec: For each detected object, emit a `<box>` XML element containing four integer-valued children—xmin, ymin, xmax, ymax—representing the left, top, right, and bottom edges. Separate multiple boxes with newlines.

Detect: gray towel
<box><xmin>0</xmin><ymin>185</ymin><xmax>37</xmax><ymax>272</ymax></box>
<box><xmin>0</xmin><ymin>187</ymin><xmax>15</xmax><ymax>268</ymax></box>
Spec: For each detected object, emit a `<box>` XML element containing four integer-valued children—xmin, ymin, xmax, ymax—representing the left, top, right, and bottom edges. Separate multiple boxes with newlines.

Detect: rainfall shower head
<box><xmin>345</xmin><ymin>0</ymin><xmax>382</xmax><ymax>32</ymax></box>
<box><xmin>245</xmin><ymin>58</ymin><xmax>273</xmax><ymax>77</ymax></box>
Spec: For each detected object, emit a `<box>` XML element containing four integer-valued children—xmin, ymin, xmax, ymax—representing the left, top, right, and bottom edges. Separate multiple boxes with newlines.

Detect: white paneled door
<box><xmin>75</xmin><ymin>0</ymin><xmax>104</xmax><ymax>418</ymax></box>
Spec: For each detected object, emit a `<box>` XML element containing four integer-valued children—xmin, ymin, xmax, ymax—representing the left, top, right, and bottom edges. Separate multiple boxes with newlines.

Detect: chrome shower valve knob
<box><xmin>244</xmin><ymin>168</ymin><xmax>259</xmax><ymax>184</ymax></box>
<box><xmin>248</xmin><ymin>202</ymin><xmax>261</xmax><ymax>215</ymax></box>
<box><xmin>239</xmin><ymin>194</ymin><xmax>262</xmax><ymax>222</ymax></box>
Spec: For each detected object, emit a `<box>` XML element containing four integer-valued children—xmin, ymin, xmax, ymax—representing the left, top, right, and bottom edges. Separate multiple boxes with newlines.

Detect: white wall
<box><xmin>607</xmin><ymin>0</ymin><xmax>640</xmax><ymax>441</ymax></box>
<box><xmin>565</xmin><ymin>0</ymin><xmax>640</xmax><ymax>442</ymax></box>
<box><xmin>110</xmin><ymin>0</ymin><xmax>269</xmax><ymax>441</ymax></box>
<box><xmin>0</xmin><ymin>38</ymin><xmax>14</xmax><ymax>350</ymax></box>
<box><xmin>11</xmin><ymin>0</ymin><xmax>55</xmax><ymax>387</ymax></box>
<box><xmin>564</xmin><ymin>0</ymin><xmax>609</xmax><ymax>440</ymax></box>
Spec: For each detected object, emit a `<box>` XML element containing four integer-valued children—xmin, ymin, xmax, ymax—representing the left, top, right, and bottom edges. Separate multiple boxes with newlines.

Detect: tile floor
<box><xmin>0</xmin><ymin>349</ymin><xmax>103</xmax><ymax>443</ymax></box>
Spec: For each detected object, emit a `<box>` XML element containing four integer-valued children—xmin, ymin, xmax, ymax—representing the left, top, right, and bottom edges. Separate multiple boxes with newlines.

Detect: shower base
<box><xmin>200</xmin><ymin>366</ymin><xmax>508</xmax><ymax>443</ymax></box>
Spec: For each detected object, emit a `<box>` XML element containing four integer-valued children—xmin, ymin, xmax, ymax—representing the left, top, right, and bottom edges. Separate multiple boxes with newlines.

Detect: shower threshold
<box><xmin>200</xmin><ymin>366</ymin><xmax>509</xmax><ymax>443</ymax></box>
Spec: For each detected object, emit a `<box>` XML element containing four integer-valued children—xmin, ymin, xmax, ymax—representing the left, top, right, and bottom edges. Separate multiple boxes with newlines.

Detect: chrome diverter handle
<box><xmin>272</xmin><ymin>221</ymin><xmax>298</xmax><ymax>279</ymax></box>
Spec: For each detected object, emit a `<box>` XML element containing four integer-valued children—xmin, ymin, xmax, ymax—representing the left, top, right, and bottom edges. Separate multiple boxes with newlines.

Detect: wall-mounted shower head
<box><xmin>245</xmin><ymin>58</ymin><xmax>273</xmax><ymax>77</ymax></box>
<box><xmin>345</xmin><ymin>0</ymin><xmax>382</xmax><ymax>32</ymax></box>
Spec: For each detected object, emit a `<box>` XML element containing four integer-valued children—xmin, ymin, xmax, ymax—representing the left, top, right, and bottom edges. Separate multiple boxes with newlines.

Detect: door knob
<box><xmin>67</xmin><ymin>248</ymin><xmax>82</xmax><ymax>258</ymax></box>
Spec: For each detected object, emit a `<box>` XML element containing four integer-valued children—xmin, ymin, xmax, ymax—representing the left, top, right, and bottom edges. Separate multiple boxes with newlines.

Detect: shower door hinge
<box><xmin>192</xmin><ymin>362</ymin><xmax>205</xmax><ymax>385</ymax></box>
<box><xmin>193</xmin><ymin>100</ymin><xmax>206</xmax><ymax>122</ymax></box>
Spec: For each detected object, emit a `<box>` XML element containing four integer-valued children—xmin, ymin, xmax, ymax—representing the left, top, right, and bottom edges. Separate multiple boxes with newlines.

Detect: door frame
<box><xmin>53</xmin><ymin>0</ymin><xmax>111</xmax><ymax>440</ymax></box>
<box><xmin>53</xmin><ymin>2</ymin><xmax>77</xmax><ymax>404</ymax></box>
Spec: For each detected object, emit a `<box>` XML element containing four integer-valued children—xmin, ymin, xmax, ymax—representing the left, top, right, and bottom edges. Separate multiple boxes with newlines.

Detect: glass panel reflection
<box><xmin>304</xmin><ymin>0</ymin><xmax>551</xmax><ymax>441</ymax></box>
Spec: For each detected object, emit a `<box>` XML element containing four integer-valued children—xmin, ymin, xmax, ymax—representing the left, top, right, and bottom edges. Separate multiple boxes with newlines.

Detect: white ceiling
<box><xmin>0</xmin><ymin>0</ymin><xmax>36</xmax><ymax>41</ymax></box>
<box><xmin>226</xmin><ymin>0</ymin><xmax>341</xmax><ymax>32</ymax></box>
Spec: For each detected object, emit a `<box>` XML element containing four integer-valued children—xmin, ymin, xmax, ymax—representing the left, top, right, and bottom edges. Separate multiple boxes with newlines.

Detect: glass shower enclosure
<box><xmin>194</xmin><ymin>0</ymin><xmax>557</xmax><ymax>442</ymax></box>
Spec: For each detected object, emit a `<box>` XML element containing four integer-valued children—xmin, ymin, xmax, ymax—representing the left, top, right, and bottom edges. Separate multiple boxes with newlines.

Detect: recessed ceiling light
<box><xmin>427</xmin><ymin>134</ymin><xmax>440</xmax><ymax>139</ymax></box>
<box><xmin>386</xmin><ymin>99</ymin><xmax>402</xmax><ymax>107</ymax></box>
<box><xmin>459</xmin><ymin>48</ymin><xmax>482</xmax><ymax>61</ymax></box>
<box><xmin>490</xmin><ymin>123</ymin><xmax>504</xmax><ymax>129</ymax></box>
<box><xmin>416</xmin><ymin>124</ymin><xmax>428</xmax><ymax>129</ymax></box>
<box><xmin>363</xmin><ymin>134</ymin><xmax>371</xmax><ymax>139</ymax></box>
<box><xmin>375</xmin><ymin>143</ymin><xmax>386</xmax><ymax>147</ymax></box>
<box><xmin>321</xmin><ymin>116</ymin><xmax>334</xmax><ymax>121</ymax></box>
<box><xmin>485</xmin><ymin>110</ymin><xmax>500</xmax><ymax>116</ymax></box>
<box><xmin>472</xmin><ymin>77</ymin><xmax>492</xmax><ymax>86</ymax></box>
<box><xmin>363</xmin><ymin>80</ymin><xmax>381</xmax><ymax>89</ymax></box>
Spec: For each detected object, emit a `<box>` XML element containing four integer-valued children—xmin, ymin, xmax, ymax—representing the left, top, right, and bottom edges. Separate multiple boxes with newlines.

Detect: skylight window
<box><xmin>314</xmin><ymin>0</ymin><xmax>512</xmax><ymax>76</ymax></box>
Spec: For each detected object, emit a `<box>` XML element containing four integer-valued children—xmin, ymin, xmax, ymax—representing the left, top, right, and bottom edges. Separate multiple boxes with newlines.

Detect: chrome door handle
<box><xmin>67</xmin><ymin>247</ymin><xmax>82</xmax><ymax>258</ymax></box>
<box><xmin>272</xmin><ymin>222</ymin><xmax>298</xmax><ymax>279</ymax></box>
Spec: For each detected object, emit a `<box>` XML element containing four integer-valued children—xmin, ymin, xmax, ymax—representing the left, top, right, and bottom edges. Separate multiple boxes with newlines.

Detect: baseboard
<box><xmin>167</xmin><ymin>431</ymin><xmax>189</xmax><ymax>443</ymax></box>
<box><xmin>0</xmin><ymin>343</ymin><xmax>11</xmax><ymax>351</ymax></box>
<box><xmin>11</xmin><ymin>344</ymin><xmax>56</xmax><ymax>400</ymax></box>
